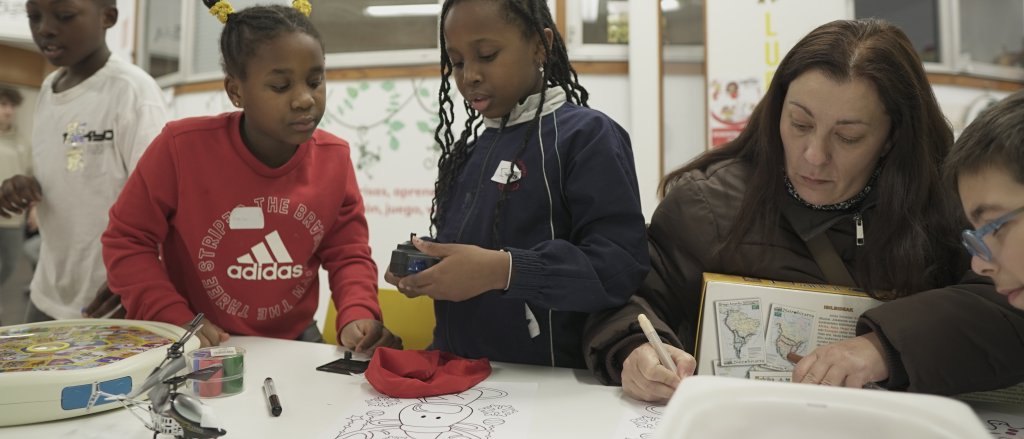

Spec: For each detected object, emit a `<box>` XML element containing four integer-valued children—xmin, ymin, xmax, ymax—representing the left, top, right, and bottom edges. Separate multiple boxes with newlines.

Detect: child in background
<box><xmin>384</xmin><ymin>0</ymin><xmax>649</xmax><ymax>368</ymax></box>
<box><xmin>0</xmin><ymin>0</ymin><xmax>168</xmax><ymax>322</ymax></box>
<box><xmin>102</xmin><ymin>1</ymin><xmax>401</xmax><ymax>350</ymax></box>
<box><xmin>945</xmin><ymin>90</ymin><xmax>1024</xmax><ymax>310</ymax></box>
<box><xmin>0</xmin><ymin>86</ymin><xmax>30</xmax><ymax>324</ymax></box>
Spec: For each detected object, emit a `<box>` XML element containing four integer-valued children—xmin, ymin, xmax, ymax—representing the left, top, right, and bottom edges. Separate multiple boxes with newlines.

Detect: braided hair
<box><xmin>431</xmin><ymin>0</ymin><xmax>588</xmax><ymax>246</ymax></box>
<box><xmin>201</xmin><ymin>1</ymin><xmax>322</xmax><ymax>79</ymax></box>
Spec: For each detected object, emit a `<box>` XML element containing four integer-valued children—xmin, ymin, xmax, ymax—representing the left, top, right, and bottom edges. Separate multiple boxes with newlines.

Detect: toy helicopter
<box><xmin>87</xmin><ymin>314</ymin><xmax>228</xmax><ymax>439</ymax></box>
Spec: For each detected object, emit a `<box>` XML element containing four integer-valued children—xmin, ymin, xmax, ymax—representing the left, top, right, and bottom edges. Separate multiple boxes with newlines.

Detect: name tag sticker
<box><xmin>490</xmin><ymin>160</ymin><xmax>522</xmax><ymax>184</ymax></box>
<box><xmin>229</xmin><ymin>206</ymin><xmax>264</xmax><ymax>230</ymax></box>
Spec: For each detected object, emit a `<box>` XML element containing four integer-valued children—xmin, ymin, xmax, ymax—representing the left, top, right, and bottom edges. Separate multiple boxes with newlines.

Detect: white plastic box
<box><xmin>655</xmin><ymin>376</ymin><xmax>991</xmax><ymax>439</ymax></box>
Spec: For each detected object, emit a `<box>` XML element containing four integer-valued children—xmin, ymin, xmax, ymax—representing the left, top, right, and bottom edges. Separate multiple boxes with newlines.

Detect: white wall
<box><xmin>933</xmin><ymin>84</ymin><xmax>1012</xmax><ymax>137</ymax></box>
<box><xmin>628</xmin><ymin>0</ymin><xmax>663</xmax><ymax>218</ymax></box>
<box><xmin>663</xmin><ymin>73</ymin><xmax>708</xmax><ymax>175</ymax></box>
<box><xmin>0</xmin><ymin>0</ymin><xmax>32</xmax><ymax>44</ymax></box>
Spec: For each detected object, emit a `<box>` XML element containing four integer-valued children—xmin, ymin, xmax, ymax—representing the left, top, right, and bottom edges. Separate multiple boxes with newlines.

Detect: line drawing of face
<box><xmin>335</xmin><ymin>388</ymin><xmax>510</xmax><ymax>439</ymax></box>
<box><xmin>398</xmin><ymin>402</ymin><xmax>473</xmax><ymax>437</ymax></box>
<box><xmin>780</xmin><ymin>69</ymin><xmax>891</xmax><ymax>206</ymax></box>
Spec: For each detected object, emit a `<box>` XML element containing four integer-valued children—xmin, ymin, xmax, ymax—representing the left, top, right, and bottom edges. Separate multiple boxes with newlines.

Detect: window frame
<box><xmin>136</xmin><ymin>0</ymin><xmax>445</xmax><ymax>84</ymax></box>
<box><xmin>851</xmin><ymin>0</ymin><xmax>1024</xmax><ymax>81</ymax></box>
<box><xmin>135</xmin><ymin>0</ymin><xmax>1024</xmax><ymax>87</ymax></box>
<box><xmin>948</xmin><ymin>0</ymin><xmax>1024</xmax><ymax>81</ymax></box>
<box><xmin>562</xmin><ymin>0</ymin><xmax>704</xmax><ymax>63</ymax></box>
<box><xmin>135</xmin><ymin>0</ymin><xmax>187</xmax><ymax>87</ymax></box>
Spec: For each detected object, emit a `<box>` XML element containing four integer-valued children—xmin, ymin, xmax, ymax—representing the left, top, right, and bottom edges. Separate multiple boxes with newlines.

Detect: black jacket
<box><xmin>433</xmin><ymin>88</ymin><xmax>649</xmax><ymax>368</ymax></box>
<box><xmin>584</xmin><ymin>159</ymin><xmax>1024</xmax><ymax>394</ymax></box>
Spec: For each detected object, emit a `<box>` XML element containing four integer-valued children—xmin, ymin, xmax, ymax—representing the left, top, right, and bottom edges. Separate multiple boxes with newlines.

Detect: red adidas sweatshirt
<box><xmin>103</xmin><ymin>112</ymin><xmax>380</xmax><ymax>341</ymax></box>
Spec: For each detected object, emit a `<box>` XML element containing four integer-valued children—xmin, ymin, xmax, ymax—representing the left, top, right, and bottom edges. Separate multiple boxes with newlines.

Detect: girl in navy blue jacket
<box><xmin>384</xmin><ymin>0</ymin><xmax>649</xmax><ymax>368</ymax></box>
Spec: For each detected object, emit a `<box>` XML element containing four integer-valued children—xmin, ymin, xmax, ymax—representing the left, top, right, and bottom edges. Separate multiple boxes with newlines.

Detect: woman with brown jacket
<box><xmin>583</xmin><ymin>18</ymin><xmax>1024</xmax><ymax>403</ymax></box>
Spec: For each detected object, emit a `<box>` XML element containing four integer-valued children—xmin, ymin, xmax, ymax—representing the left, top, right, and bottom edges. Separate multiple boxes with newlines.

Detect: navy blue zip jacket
<box><xmin>433</xmin><ymin>87</ymin><xmax>650</xmax><ymax>368</ymax></box>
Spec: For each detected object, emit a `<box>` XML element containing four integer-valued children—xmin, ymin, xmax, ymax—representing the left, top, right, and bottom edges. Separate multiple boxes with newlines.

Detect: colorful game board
<box><xmin>0</xmin><ymin>323</ymin><xmax>172</xmax><ymax>373</ymax></box>
<box><xmin>0</xmin><ymin>319</ymin><xmax>197</xmax><ymax>427</ymax></box>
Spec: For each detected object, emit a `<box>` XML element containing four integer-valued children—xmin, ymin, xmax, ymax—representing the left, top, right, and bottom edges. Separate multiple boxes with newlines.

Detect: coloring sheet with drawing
<box><xmin>321</xmin><ymin>381</ymin><xmax>537</xmax><ymax>438</ymax></box>
<box><xmin>613</xmin><ymin>398</ymin><xmax>663</xmax><ymax>439</ymax></box>
<box><xmin>971</xmin><ymin>406</ymin><xmax>1024</xmax><ymax>439</ymax></box>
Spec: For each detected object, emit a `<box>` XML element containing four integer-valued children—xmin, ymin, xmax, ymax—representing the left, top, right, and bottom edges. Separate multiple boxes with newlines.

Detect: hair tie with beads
<box><xmin>204</xmin><ymin>0</ymin><xmax>310</xmax><ymax>24</ymax></box>
<box><xmin>292</xmin><ymin>0</ymin><xmax>312</xmax><ymax>16</ymax></box>
<box><xmin>203</xmin><ymin>0</ymin><xmax>235</xmax><ymax>24</ymax></box>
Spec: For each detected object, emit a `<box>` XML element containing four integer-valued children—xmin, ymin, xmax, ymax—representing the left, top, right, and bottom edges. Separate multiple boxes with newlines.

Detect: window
<box><xmin>568</xmin><ymin>0</ymin><xmax>704</xmax><ymax>61</ymax></box>
<box><xmin>855</xmin><ymin>0</ymin><xmax>1024</xmax><ymax>80</ymax></box>
<box><xmin>140</xmin><ymin>0</ymin><xmax>182</xmax><ymax>79</ymax></box>
<box><xmin>185</xmin><ymin>0</ymin><xmax>441</xmax><ymax>75</ymax></box>
<box><xmin>580</xmin><ymin>0</ymin><xmax>630</xmax><ymax>44</ymax></box>
<box><xmin>662</xmin><ymin>0</ymin><xmax>704</xmax><ymax>46</ymax></box>
<box><xmin>854</xmin><ymin>0</ymin><xmax>941</xmax><ymax>63</ymax></box>
<box><xmin>311</xmin><ymin>1</ymin><xmax>439</xmax><ymax>53</ymax></box>
<box><xmin>191</xmin><ymin>0</ymin><xmax>269</xmax><ymax>77</ymax></box>
<box><xmin>314</xmin><ymin>0</ymin><xmax>440</xmax><ymax>67</ymax></box>
<box><xmin>958</xmin><ymin>0</ymin><xmax>1024</xmax><ymax>78</ymax></box>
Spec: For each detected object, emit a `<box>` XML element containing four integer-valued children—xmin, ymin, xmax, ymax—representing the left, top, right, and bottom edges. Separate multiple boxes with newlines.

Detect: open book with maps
<box><xmin>693</xmin><ymin>273</ymin><xmax>883</xmax><ymax>381</ymax></box>
<box><xmin>692</xmin><ymin>273</ymin><xmax>1024</xmax><ymax>415</ymax></box>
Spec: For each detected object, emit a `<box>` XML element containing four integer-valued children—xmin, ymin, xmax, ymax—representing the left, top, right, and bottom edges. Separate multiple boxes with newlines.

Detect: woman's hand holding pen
<box><xmin>621</xmin><ymin>343</ymin><xmax>696</xmax><ymax>404</ymax></box>
<box><xmin>791</xmin><ymin>332</ymin><xmax>888</xmax><ymax>388</ymax></box>
<box><xmin>384</xmin><ymin>237</ymin><xmax>510</xmax><ymax>302</ymax></box>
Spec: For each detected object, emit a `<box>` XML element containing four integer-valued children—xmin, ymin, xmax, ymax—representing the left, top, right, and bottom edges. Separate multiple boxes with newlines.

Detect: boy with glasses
<box><xmin>945</xmin><ymin>90</ymin><xmax>1024</xmax><ymax>310</ymax></box>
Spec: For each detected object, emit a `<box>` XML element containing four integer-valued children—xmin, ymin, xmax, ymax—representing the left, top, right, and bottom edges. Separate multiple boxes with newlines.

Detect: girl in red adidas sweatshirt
<box><xmin>102</xmin><ymin>2</ymin><xmax>400</xmax><ymax>350</ymax></box>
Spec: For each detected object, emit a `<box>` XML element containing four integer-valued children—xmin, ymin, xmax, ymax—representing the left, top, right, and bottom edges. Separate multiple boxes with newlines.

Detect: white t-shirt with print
<box><xmin>30</xmin><ymin>55</ymin><xmax>169</xmax><ymax>319</ymax></box>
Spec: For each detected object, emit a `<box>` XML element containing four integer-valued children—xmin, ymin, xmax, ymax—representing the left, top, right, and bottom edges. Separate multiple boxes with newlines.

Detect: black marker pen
<box><xmin>263</xmin><ymin>377</ymin><xmax>282</xmax><ymax>416</ymax></box>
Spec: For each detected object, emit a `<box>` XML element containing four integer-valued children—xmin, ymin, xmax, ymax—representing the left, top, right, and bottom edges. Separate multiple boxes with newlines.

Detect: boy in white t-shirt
<box><xmin>0</xmin><ymin>0</ymin><xmax>169</xmax><ymax>321</ymax></box>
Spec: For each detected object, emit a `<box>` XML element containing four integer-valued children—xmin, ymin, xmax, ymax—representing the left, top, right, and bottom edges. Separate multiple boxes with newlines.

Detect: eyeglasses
<box><xmin>962</xmin><ymin>206</ymin><xmax>1024</xmax><ymax>262</ymax></box>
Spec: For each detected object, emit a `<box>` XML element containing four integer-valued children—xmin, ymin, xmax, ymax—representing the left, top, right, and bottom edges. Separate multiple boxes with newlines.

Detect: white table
<box><xmin>2</xmin><ymin>335</ymin><xmax>1020</xmax><ymax>438</ymax></box>
<box><xmin>0</xmin><ymin>336</ymin><xmax>632</xmax><ymax>438</ymax></box>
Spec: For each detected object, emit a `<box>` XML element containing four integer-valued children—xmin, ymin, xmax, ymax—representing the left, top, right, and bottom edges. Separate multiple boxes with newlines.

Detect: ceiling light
<box><xmin>364</xmin><ymin>4</ymin><xmax>441</xmax><ymax>17</ymax></box>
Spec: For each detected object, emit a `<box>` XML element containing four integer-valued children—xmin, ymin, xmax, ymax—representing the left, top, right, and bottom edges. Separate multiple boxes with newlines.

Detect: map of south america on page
<box><xmin>695</xmin><ymin>274</ymin><xmax>883</xmax><ymax>379</ymax></box>
<box><xmin>714</xmin><ymin>298</ymin><xmax>766</xmax><ymax>366</ymax></box>
<box><xmin>763</xmin><ymin>304</ymin><xmax>815</xmax><ymax>371</ymax></box>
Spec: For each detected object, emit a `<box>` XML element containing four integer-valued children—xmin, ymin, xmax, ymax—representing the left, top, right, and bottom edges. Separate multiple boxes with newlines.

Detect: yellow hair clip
<box><xmin>209</xmin><ymin>0</ymin><xmax>235</xmax><ymax>24</ymax></box>
<box><xmin>292</xmin><ymin>0</ymin><xmax>312</xmax><ymax>17</ymax></box>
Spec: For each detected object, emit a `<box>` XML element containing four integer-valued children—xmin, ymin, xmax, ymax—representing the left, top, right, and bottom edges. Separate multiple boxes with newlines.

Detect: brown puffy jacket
<box><xmin>583</xmin><ymin>159</ymin><xmax>1024</xmax><ymax>395</ymax></box>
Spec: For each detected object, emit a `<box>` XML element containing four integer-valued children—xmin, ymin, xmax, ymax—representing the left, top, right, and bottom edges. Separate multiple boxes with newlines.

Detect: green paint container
<box><xmin>185</xmin><ymin>346</ymin><xmax>246</xmax><ymax>398</ymax></box>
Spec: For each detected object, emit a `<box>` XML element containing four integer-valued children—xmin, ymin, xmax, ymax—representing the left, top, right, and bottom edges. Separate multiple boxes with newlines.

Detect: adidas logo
<box><xmin>227</xmin><ymin>230</ymin><xmax>304</xmax><ymax>281</ymax></box>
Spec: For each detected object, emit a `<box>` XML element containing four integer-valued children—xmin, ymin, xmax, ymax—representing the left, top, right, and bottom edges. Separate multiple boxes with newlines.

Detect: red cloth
<box><xmin>365</xmin><ymin>348</ymin><xmax>491</xmax><ymax>398</ymax></box>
